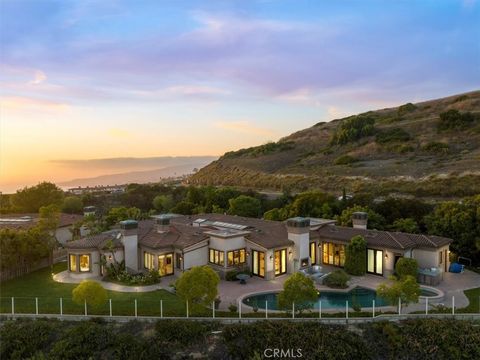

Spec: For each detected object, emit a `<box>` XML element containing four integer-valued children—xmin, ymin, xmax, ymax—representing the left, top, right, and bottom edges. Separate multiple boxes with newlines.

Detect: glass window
<box><xmin>367</xmin><ymin>249</ymin><xmax>375</xmax><ymax>273</ymax></box>
<box><xmin>322</xmin><ymin>242</ymin><xmax>345</xmax><ymax>267</ymax></box>
<box><xmin>209</xmin><ymin>248</ymin><xmax>224</xmax><ymax>266</ymax></box>
<box><xmin>310</xmin><ymin>242</ymin><xmax>316</xmax><ymax>265</ymax></box>
<box><xmin>144</xmin><ymin>252</ymin><xmax>154</xmax><ymax>270</ymax></box>
<box><xmin>227</xmin><ymin>249</ymin><xmax>246</xmax><ymax>266</ymax></box>
<box><xmin>274</xmin><ymin>249</ymin><xmax>287</xmax><ymax>275</ymax></box>
<box><xmin>69</xmin><ymin>254</ymin><xmax>77</xmax><ymax>272</ymax></box>
<box><xmin>79</xmin><ymin>254</ymin><xmax>90</xmax><ymax>272</ymax></box>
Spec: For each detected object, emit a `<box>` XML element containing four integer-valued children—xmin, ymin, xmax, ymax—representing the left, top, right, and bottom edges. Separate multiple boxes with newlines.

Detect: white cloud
<box><xmin>28</xmin><ymin>70</ymin><xmax>47</xmax><ymax>85</ymax></box>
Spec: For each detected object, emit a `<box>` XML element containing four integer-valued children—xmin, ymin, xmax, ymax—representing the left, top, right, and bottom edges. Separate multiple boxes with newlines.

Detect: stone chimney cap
<box><xmin>120</xmin><ymin>220</ymin><xmax>138</xmax><ymax>230</ymax></box>
<box><xmin>352</xmin><ymin>212</ymin><xmax>368</xmax><ymax>220</ymax></box>
<box><xmin>286</xmin><ymin>217</ymin><xmax>310</xmax><ymax>228</ymax></box>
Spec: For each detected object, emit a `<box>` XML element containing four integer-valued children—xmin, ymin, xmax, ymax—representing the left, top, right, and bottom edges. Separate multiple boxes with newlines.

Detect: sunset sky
<box><xmin>1</xmin><ymin>0</ymin><xmax>479</xmax><ymax>193</ymax></box>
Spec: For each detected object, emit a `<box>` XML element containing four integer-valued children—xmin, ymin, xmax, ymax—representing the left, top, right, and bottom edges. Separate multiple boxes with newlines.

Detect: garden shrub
<box><xmin>49</xmin><ymin>320</ymin><xmax>115</xmax><ymax>359</ymax></box>
<box><xmin>344</xmin><ymin>235</ymin><xmax>367</xmax><ymax>275</ymax></box>
<box><xmin>375</xmin><ymin>128</ymin><xmax>411</xmax><ymax>144</ymax></box>
<box><xmin>395</xmin><ymin>258</ymin><xmax>418</xmax><ymax>279</ymax></box>
<box><xmin>334</xmin><ymin>155</ymin><xmax>358</xmax><ymax>165</ymax></box>
<box><xmin>222</xmin><ymin>321</ymin><xmax>371</xmax><ymax>360</ymax></box>
<box><xmin>438</xmin><ymin>109</ymin><xmax>477</xmax><ymax>131</ymax></box>
<box><xmin>330</xmin><ymin>115</ymin><xmax>376</xmax><ymax>145</ymax></box>
<box><xmin>363</xmin><ymin>319</ymin><xmax>480</xmax><ymax>360</ymax></box>
<box><xmin>422</xmin><ymin>141</ymin><xmax>449</xmax><ymax>154</ymax></box>
<box><xmin>397</xmin><ymin>102</ymin><xmax>417</xmax><ymax>115</ymax></box>
<box><xmin>0</xmin><ymin>319</ymin><xmax>57</xmax><ymax>360</ymax></box>
<box><xmin>323</xmin><ymin>270</ymin><xmax>350</xmax><ymax>288</ymax></box>
<box><xmin>154</xmin><ymin>320</ymin><xmax>217</xmax><ymax>347</ymax></box>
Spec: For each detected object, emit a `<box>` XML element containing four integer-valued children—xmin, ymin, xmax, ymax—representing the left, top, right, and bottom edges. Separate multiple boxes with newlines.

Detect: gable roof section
<box><xmin>171</xmin><ymin>214</ymin><xmax>294</xmax><ymax>249</ymax></box>
<box><xmin>315</xmin><ymin>225</ymin><xmax>452</xmax><ymax>250</ymax></box>
<box><xmin>65</xmin><ymin>230</ymin><xmax>122</xmax><ymax>250</ymax></box>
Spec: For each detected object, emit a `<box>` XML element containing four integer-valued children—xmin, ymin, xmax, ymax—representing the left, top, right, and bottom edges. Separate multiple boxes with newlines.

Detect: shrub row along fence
<box><xmin>0</xmin><ymin>249</ymin><xmax>67</xmax><ymax>282</ymax></box>
<box><xmin>1</xmin><ymin>296</ymin><xmax>479</xmax><ymax>320</ymax></box>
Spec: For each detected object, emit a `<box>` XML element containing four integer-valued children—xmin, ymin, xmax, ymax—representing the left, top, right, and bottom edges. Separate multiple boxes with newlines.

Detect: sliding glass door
<box><xmin>252</xmin><ymin>250</ymin><xmax>265</xmax><ymax>278</ymax></box>
<box><xmin>367</xmin><ymin>249</ymin><xmax>383</xmax><ymax>275</ymax></box>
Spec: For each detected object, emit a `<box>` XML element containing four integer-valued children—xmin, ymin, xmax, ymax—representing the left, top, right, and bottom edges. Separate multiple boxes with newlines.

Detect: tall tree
<box><xmin>344</xmin><ymin>235</ymin><xmax>367</xmax><ymax>275</ymax></box>
<box><xmin>38</xmin><ymin>204</ymin><xmax>61</xmax><ymax>266</ymax></box>
<box><xmin>278</xmin><ymin>273</ymin><xmax>318</xmax><ymax>313</ymax></box>
<box><xmin>12</xmin><ymin>182</ymin><xmax>64</xmax><ymax>212</ymax></box>
<box><xmin>425</xmin><ymin>195</ymin><xmax>480</xmax><ymax>264</ymax></box>
<box><xmin>228</xmin><ymin>195</ymin><xmax>261</xmax><ymax>218</ymax></box>
<box><xmin>175</xmin><ymin>266</ymin><xmax>220</xmax><ymax>311</ymax></box>
<box><xmin>336</xmin><ymin>205</ymin><xmax>386</xmax><ymax>230</ymax></box>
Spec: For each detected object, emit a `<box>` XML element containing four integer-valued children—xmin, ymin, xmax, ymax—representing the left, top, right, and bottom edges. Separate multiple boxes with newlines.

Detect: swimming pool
<box><xmin>242</xmin><ymin>287</ymin><xmax>390</xmax><ymax>310</ymax></box>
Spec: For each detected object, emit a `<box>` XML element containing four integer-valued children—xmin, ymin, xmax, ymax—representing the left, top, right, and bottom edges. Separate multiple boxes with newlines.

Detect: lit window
<box><xmin>144</xmin><ymin>252</ymin><xmax>155</xmax><ymax>270</ymax></box>
<box><xmin>227</xmin><ymin>249</ymin><xmax>246</xmax><ymax>266</ymax></box>
<box><xmin>79</xmin><ymin>254</ymin><xmax>90</xmax><ymax>272</ymax></box>
<box><xmin>69</xmin><ymin>254</ymin><xmax>77</xmax><ymax>272</ymax></box>
<box><xmin>209</xmin><ymin>248</ymin><xmax>224</xmax><ymax>266</ymax></box>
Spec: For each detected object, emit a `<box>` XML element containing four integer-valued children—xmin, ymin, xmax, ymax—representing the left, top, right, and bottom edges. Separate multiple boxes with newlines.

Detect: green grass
<box><xmin>463</xmin><ymin>287</ymin><xmax>480</xmax><ymax>313</ymax></box>
<box><xmin>0</xmin><ymin>262</ymin><xmax>188</xmax><ymax>316</ymax></box>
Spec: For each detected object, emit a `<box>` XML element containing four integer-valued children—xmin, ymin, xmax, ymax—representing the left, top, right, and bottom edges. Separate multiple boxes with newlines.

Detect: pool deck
<box><xmin>219</xmin><ymin>267</ymin><xmax>480</xmax><ymax>313</ymax></box>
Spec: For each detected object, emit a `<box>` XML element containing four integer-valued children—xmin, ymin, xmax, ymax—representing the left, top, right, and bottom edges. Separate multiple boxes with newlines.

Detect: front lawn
<box><xmin>0</xmin><ymin>262</ymin><xmax>188</xmax><ymax>316</ymax></box>
<box><xmin>463</xmin><ymin>287</ymin><xmax>480</xmax><ymax>313</ymax></box>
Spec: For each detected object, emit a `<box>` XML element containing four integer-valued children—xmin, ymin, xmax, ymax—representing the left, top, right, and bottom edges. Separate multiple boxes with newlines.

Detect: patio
<box><xmin>218</xmin><ymin>267</ymin><xmax>480</xmax><ymax>313</ymax></box>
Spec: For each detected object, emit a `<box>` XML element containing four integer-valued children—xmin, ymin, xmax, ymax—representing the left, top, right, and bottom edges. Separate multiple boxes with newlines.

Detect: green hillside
<box><xmin>190</xmin><ymin>91</ymin><xmax>480</xmax><ymax>198</ymax></box>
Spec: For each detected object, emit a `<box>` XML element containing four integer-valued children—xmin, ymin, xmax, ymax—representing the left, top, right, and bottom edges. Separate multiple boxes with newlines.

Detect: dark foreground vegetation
<box><xmin>1</xmin><ymin>318</ymin><xmax>479</xmax><ymax>360</ymax></box>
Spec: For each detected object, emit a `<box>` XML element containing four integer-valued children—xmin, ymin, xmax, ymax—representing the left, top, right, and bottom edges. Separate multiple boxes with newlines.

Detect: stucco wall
<box><xmin>122</xmin><ymin>234</ymin><xmax>138</xmax><ymax>272</ymax></box>
<box><xmin>414</xmin><ymin>246</ymin><xmax>450</xmax><ymax>269</ymax></box>
<box><xmin>287</xmin><ymin>232</ymin><xmax>310</xmax><ymax>271</ymax></box>
<box><xmin>209</xmin><ymin>235</ymin><xmax>246</xmax><ymax>251</ymax></box>
<box><xmin>183</xmin><ymin>246</ymin><xmax>209</xmax><ymax>270</ymax></box>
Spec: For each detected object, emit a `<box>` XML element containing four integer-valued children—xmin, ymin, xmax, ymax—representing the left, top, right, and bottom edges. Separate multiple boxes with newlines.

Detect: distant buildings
<box><xmin>0</xmin><ymin>213</ymin><xmax>86</xmax><ymax>245</ymax></box>
<box><xmin>67</xmin><ymin>185</ymin><xmax>126</xmax><ymax>195</ymax></box>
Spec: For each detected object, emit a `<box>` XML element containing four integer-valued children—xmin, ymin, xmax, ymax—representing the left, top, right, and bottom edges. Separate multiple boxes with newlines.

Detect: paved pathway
<box><xmin>53</xmin><ymin>271</ymin><xmax>177</xmax><ymax>293</ymax></box>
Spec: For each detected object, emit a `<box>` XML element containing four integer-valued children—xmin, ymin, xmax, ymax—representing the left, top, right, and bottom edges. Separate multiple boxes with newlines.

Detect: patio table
<box><xmin>236</xmin><ymin>273</ymin><xmax>250</xmax><ymax>285</ymax></box>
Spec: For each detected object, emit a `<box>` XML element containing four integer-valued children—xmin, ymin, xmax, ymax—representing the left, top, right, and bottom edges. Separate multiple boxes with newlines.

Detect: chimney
<box><xmin>286</xmin><ymin>217</ymin><xmax>311</xmax><ymax>270</ymax></box>
<box><xmin>155</xmin><ymin>217</ymin><xmax>170</xmax><ymax>233</ymax></box>
<box><xmin>286</xmin><ymin>217</ymin><xmax>311</xmax><ymax>235</ymax></box>
<box><xmin>352</xmin><ymin>212</ymin><xmax>368</xmax><ymax>230</ymax></box>
<box><xmin>120</xmin><ymin>220</ymin><xmax>139</xmax><ymax>272</ymax></box>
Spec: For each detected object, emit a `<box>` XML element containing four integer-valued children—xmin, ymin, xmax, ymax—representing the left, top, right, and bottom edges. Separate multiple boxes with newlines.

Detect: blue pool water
<box><xmin>242</xmin><ymin>287</ymin><xmax>390</xmax><ymax>310</ymax></box>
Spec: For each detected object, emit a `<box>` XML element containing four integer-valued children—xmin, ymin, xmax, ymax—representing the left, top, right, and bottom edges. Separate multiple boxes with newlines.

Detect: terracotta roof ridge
<box><xmin>421</xmin><ymin>234</ymin><xmax>437</xmax><ymax>247</ymax></box>
<box><xmin>385</xmin><ymin>231</ymin><xmax>405</xmax><ymax>249</ymax></box>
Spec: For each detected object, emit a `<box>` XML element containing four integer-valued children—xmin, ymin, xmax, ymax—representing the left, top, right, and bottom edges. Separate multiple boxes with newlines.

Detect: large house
<box><xmin>64</xmin><ymin>212</ymin><xmax>452</xmax><ymax>281</ymax></box>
